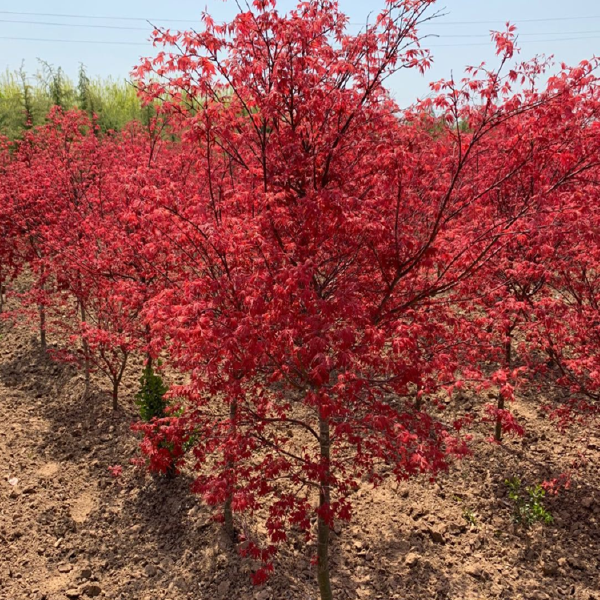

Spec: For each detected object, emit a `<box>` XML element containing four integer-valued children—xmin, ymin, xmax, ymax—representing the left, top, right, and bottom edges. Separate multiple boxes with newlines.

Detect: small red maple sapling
<box><xmin>108</xmin><ymin>464</ymin><xmax>123</xmax><ymax>478</ymax></box>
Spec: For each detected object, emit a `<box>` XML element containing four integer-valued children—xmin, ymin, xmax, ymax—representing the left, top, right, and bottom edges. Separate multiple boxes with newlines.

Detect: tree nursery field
<box><xmin>0</xmin><ymin>1</ymin><xmax>599</xmax><ymax>599</ymax></box>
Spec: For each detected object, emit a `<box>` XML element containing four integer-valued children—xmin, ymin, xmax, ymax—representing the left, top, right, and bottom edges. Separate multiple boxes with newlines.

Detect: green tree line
<box><xmin>0</xmin><ymin>62</ymin><xmax>153</xmax><ymax>138</ymax></box>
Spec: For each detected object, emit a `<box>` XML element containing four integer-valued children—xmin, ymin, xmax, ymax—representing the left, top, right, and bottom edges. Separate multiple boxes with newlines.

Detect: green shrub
<box><xmin>505</xmin><ymin>477</ymin><xmax>553</xmax><ymax>527</ymax></box>
<box><xmin>136</xmin><ymin>362</ymin><xmax>168</xmax><ymax>422</ymax></box>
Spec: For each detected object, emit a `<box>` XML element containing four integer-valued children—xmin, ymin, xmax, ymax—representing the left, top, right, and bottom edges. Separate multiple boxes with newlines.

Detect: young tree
<box><xmin>1</xmin><ymin>109</ymin><xmax>145</xmax><ymax>403</ymax></box>
<box><xmin>132</xmin><ymin>2</ymin><xmax>600</xmax><ymax>597</ymax></box>
<box><xmin>0</xmin><ymin>136</ymin><xmax>16</xmax><ymax>312</ymax></box>
<box><xmin>530</xmin><ymin>148</ymin><xmax>600</xmax><ymax>424</ymax></box>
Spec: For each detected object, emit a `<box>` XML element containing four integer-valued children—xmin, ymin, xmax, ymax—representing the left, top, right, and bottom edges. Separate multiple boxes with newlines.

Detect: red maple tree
<box><xmin>131</xmin><ymin>2</ymin><xmax>600</xmax><ymax>597</ymax></box>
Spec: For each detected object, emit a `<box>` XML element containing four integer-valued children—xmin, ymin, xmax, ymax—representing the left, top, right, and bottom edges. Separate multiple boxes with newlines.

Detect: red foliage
<box><xmin>131</xmin><ymin>0</ymin><xmax>600</xmax><ymax>590</ymax></box>
<box><xmin>0</xmin><ymin>1</ymin><xmax>599</xmax><ymax>597</ymax></box>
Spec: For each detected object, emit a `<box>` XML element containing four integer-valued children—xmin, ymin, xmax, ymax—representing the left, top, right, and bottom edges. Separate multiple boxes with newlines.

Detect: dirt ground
<box><xmin>0</xmin><ymin>317</ymin><xmax>599</xmax><ymax>600</ymax></box>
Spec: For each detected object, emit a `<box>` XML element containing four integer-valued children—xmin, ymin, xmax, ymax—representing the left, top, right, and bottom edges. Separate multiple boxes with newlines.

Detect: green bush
<box><xmin>505</xmin><ymin>477</ymin><xmax>553</xmax><ymax>527</ymax></box>
<box><xmin>135</xmin><ymin>362</ymin><xmax>168</xmax><ymax>422</ymax></box>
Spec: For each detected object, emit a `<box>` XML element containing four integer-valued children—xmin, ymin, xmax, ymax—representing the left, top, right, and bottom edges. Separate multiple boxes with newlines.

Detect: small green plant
<box><xmin>462</xmin><ymin>508</ymin><xmax>478</xmax><ymax>527</ymax></box>
<box><xmin>135</xmin><ymin>362</ymin><xmax>178</xmax><ymax>477</ymax></box>
<box><xmin>136</xmin><ymin>361</ymin><xmax>168</xmax><ymax>421</ymax></box>
<box><xmin>505</xmin><ymin>477</ymin><xmax>553</xmax><ymax>527</ymax></box>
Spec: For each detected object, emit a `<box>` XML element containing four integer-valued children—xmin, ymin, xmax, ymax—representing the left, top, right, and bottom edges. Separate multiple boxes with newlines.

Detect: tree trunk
<box><xmin>111</xmin><ymin>351</ymin><xmax>129</xmax><ymax>411</ymax></box>
<box><xmin>80</xmin><ymin>302</ymin><xmax>91</xmax><ymax>398</ymax></box>
<box><xmin>495</xmin><ymin>334</ymin><xmax>513</xmax><ymax>442</ymax></box>
<box><xmin>224</xmin><ymin>395</ymin><xmax>238</xmax><ymax>542</ymax></box>
<box><xmin>112</xmin><ymin>381</ymin><xmax>119</xmax><ymax>411</ymax></box>
<box><xmin>38</xmin><ymin>264</ymin><xmax>47</xmax><ymax>352</ymax></box>
<box><xmin>317</xmin><ymin>413</ymin><xmax>333</xmax><ymax>600</ymax></box>
<box><xmin>39</xmin><ymin>304</ymin><xmax>47</xmax><ymax>352</ymax></box>
<box><xmin>223</xmin><ymin>492</ymin><xmax>234</xmax><ymax>541</ymax></box>
<box><xmin>495</xmin><ymin>395</ymin><xmax>505</xmax><ymax>442</ymax></box>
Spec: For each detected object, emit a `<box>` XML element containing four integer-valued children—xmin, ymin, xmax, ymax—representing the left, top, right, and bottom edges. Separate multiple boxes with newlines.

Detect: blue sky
<box><xmin>1</xmin><ymin>0</ymin><xmax>599</xmax><ymax>106</ymax></box>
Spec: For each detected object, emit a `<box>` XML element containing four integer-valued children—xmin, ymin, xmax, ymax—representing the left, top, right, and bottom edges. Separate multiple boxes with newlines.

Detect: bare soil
<box><xmin>1</xmin><ymin>319</ymin><xmax>599</xmax><ymax>600</ymax></box>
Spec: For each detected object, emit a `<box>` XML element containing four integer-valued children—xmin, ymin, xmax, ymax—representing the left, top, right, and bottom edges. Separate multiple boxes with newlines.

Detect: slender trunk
<box><xmin>39</xmin><ymin>304</ymin><xmax>47</xmax><ymax>352</ymax></box>
<box><xmin>317</xmin><ymin>413</ymin><xmax>333</xmax><ymax>600</ymax></box>
<box><xmin>495</xmin><ymin>395</ymin><xmax>505</xmax><ymax>442</ymax></box>
<box><xmin>495</xmin><ymin>334</ymin><xmax>513</xmax><ymax>442</ymax></box>
<box><xmin>223</xmin><ymin>493</ymin><xmax>234</xmax><ymax>540</ymax></box>
<box><xmin>414</xmin><ymin>383</ymin><xmax>423</xmax><ymax>411</ymax></box>
<box><xmin>0</xmin><ymin>275</ymin><xmax>4</xmax><ymax>313</ymax></box>
<box><xmin>144</xmin><ymin>323</ymin><xmax>152</xmax><ymax>372</ymax></box>
<box><xmin>111</xmin><ymin>351</ymin><xmax>128</xmax><ymax>411</ymax></box>
<box><xmin>112</xmin><ymin>381</ymin><xmax>119</xmax><ymax>411</ymax></box>
<box><xmin>224</xmin><ymin>396</ymin><xmax>238</xmax><ymax>542</ymax></box>
<box><xmin>39</xmin><ymin>264</ymin><xmax>47</xmax><ymax>352</ymax></box>
<box><xmin>80</xmin><ymin>302</ymin><xmax>91</xmax><ymax>398</ymax></box>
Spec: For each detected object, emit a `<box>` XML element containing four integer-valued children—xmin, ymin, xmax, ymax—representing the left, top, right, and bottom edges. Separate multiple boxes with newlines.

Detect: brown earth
<box><xmin>0</xmin><ymin>318</ymin><xmax>599</xmax><ymax>600</ymax></box>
